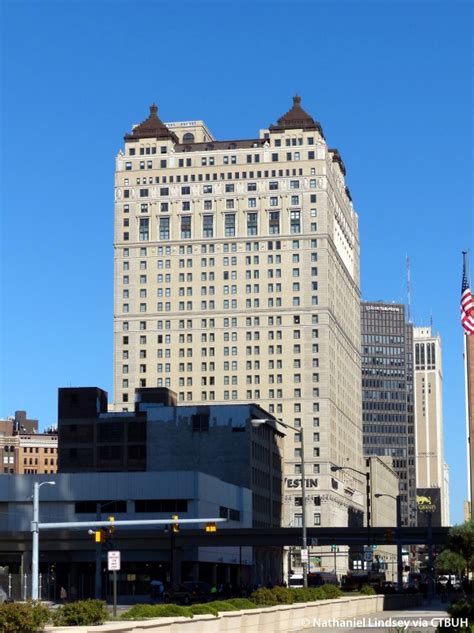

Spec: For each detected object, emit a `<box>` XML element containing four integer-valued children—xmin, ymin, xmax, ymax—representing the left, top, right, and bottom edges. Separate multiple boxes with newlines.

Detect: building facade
<box><xmin>413</xmin><ymin>326</ymin><xmax>449</xmax><ymax>526</ymax></box>
<box><xmin>113</xmin><ymin>97</ymin><xmax>363</xmax><ymax>531</ymax></box>
<box><xmin>0</xmin><ymin>411</ymin><xmax>57</xmax><ymax>475</ymax></box>
<box><xmin>58</xmin><ymin>386</ymin><xmax>284</xmax><ymax>528</ymax></box>
<box><xmin>0</xmin><ymin>471</ymin><xmax>262</xmax><ymax>599</ymax></box>
<box><xmin>361</xmin><ymin>302</ymin><xmax>416</xmax><ymax>526</ymax></box>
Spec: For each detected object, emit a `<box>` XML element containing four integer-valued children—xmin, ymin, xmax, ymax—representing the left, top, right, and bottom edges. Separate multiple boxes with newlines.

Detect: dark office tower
<box><xmin>361</xmin><ymin>302</ymin><xmax>416</xmax><ymax>526</ymax></box>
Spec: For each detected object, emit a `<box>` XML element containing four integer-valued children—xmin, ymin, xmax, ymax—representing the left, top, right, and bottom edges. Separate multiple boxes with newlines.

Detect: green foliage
<box><xmin>249</xmin><ymin>587</ymin><xmax>279</xmax><ymax>606</ymax></box>
<box><xmin>435</xmin><ymin>549</ymin><xmax>466</xmax><ymax>575</ymax></box>
<box><xmin>292</xmin><ymin>587</ymin><xmax>325</xmax><ymax>602</ymax></box>
<box><xmin>0</xmin><ymin>601</ymin><xmax>50</xmax><ymax>633</ymax></box>
<box><xmin>271</xmin><ymin>585</ymin><xmax>295</xmax><ymax>604</ymax></box>
<box><xmin>448</xmin><ymin>522</ymin><xmax>474</xmax><ymax>573</ymax></box>
<box><xmin>208</xmin><ymin>600</ymin><xmax>240</xmax><ymax>612</ymax></box>
<box><xmin>448</xmin><ymin>599</ymin><xmax>474</xmax><ymax>621</ymax></box>
<box><xmin>187</xmin><ymin>603</ymin><xmax>219</xmax><ymax>616</ymax></box>
<box><xmin>318</xmin><ymin>583</ymin><xmax>343</xmax><ymax>599</ymax></box>
<box><xmin>52</xmin><ymin>599</ymin><xmax>109</xmax><ymax>626</ymax></box>
<box><xmin>359</xmin><ymin>584</ymin><xmax>376</xmax><ymax>595</ymax></box>
<box><xmin>225</xmin><ymin>598</ymin><xmax>258</xmax><ymax>609</ymax></box>
<box><xmin>121</xmin><ymin>603</ymin><xmax>193</xmax><ymax>619</ymax></box>
<box><xmin>249</xmin><ymin>584</ymin><xmax>342</xmax><ymax>606</ymax></box>
<box><xmin>436</xmin><ymin>599</ymin><xmax>474</xmax><ymax>632</ymax></box>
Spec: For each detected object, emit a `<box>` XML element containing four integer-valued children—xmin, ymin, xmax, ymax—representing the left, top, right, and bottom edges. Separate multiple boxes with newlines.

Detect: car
<box><xmin>164</xmin><ymin>581</ymin><xmax>211</xmax><ymax>605</ymax></box>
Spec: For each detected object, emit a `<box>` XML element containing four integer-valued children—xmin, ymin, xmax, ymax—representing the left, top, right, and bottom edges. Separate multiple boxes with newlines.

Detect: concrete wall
<box><xmin>46</xmin><ymin>594</ymin><xmax>423</xmax><ymax>633</ymax></box>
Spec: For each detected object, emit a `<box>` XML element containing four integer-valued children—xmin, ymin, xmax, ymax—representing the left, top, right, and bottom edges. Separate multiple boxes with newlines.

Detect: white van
<box><xmin>289</xmin><ymin>574</ymin><xmax>304</xmax><ymax>588</ymax></box>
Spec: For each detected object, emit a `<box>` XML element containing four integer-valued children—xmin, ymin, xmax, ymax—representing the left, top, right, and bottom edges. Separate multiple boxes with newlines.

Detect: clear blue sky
<box><xmin>1</xmin><ymin>1</ymin><xmax>472</xmax><ymax>524</ymax></box>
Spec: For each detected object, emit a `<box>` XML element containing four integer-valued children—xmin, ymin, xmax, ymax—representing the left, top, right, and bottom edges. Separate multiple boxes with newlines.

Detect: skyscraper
<box><xmin>113</xmin><ymin>97</ymin><xmax>363</xmax><ymax>530</ymax></box>
<box><xmin>361</xmin><ymin>302</ymin><xmax>416</xmax><ymax>526</ymax></box>
<box><xmin>413</xmin><ymin>326</ymin><xmax>449</xmax><ymax>526</ymax></box>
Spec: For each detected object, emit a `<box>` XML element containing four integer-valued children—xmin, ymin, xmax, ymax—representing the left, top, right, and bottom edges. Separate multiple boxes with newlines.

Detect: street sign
<box><xmin>363</xmin><ymin>551</ymin><xmax>373</xmax><ymax>562</ymax></box>
<box><xmin>301</xmin><ymin>548</ymin><xmax>309</xmax><ymax>563</ymax></box>
<box><xmin>107</xmin><ymin>551</ymin><xmax>121</xmax><ymax>571</ymax></box>
<box><xmin>310</xmin><ymin>538</ymin><xmax>319</xmax><ymax>546</ymax></box>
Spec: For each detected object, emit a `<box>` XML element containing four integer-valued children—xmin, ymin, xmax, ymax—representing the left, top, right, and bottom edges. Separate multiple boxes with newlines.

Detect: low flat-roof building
<box><xmin>0</xmin><ymin>470</ymin><xmax>265</xmax><ymax>600</ymax></box>
<box><xmin>58</xmin><ymin>387</ymin><xmax>285</xmax><ymax>528</ymax></box>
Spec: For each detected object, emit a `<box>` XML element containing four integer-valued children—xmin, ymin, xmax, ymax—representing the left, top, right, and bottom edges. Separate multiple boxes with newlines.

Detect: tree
<box><xmin>448</xmin><ymin>521</ymin><xmax>474</xmax><ymax>576</ymax></box>
<box><xmin>434</xmin><ymin>549</ymin><xmax>466</xmax><ymax>576</ymax></box>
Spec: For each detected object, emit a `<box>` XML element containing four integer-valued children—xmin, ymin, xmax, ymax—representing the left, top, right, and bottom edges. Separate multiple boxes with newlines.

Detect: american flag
<box><xmin>461</xmin><ymin>255</ymin><xmax>474</xmax><ymax>335</ymax></box>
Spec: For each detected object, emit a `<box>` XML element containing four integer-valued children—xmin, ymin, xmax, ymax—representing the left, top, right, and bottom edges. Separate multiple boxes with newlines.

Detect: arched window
<box><xmin>183</xmin><ymin>132</ymin><xmax>195</xmax><ymax>143</ymax></box>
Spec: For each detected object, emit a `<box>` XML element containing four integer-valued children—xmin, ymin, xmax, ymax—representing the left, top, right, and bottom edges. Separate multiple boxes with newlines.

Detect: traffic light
<box><xmin>331</xmin><ymin>544</ymin><xmax>337</xmax><ymax>552</ymax></box>
<box><xmin>94</xmin><ymin>530</ymin><xmax>104</xmax><ymax>543</ymax></box>
<box><xmin>108</xmin><ymin>516</ymin><xmax>115</xmax><ymax>535</ymax></box>
<box><xmin>384</xmin><ymin>529</ymin><xmax>393</xmax><ymax>544</ymax></box>
<box><xmin>205</xmin><ymin>522</ymin><xmax>217</xmax><ymax>532</ymax></box>
<box><xmin>171</xmin><ymin>514</ymin><xmax>180</xmax><ymax>534</ymax></box>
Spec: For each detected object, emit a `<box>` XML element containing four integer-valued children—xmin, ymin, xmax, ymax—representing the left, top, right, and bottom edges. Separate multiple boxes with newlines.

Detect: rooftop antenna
<box><xmin>406</xmin><ymin>255</ymin><xmax>412</xmax><ymax>323</ymax></box>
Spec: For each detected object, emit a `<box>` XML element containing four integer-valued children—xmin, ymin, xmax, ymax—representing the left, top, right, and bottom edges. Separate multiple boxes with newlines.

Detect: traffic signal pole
<box><xmin>95</xmin><ymin>503</ymin><xmax>101</xmax><ymax>600</ymax></box>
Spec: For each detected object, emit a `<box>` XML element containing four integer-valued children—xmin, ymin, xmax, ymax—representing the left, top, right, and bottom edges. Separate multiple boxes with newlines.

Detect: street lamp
<box><xmin>31</xmin><ymin>481</ymin><xmax>56</xmax><ymax>601</ymax></box>
<box><xmin>331</xmin><ymin>464</ymin><xmax>371</xmax><ymax>574</ymax></box>
<box><xmin>251</xmin><ymin>418</ymin><xmax>308</xmax><ymax>588</ymax></box>
<box><xmin>375</xmin><ymin>493</ymin><xmax>402</xmax><ymax>593</ymax></box>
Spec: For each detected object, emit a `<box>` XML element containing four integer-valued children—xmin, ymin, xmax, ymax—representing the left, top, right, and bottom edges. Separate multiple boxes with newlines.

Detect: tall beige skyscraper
<box><xmin>414</xmin><ymin>326</ymin><xmax>450</xmax><ymax>525</ymax></box>
<box><xmin>113</xmin><ymin>97</ymin><xmax>364</xmax><ymax>534</ymax></box>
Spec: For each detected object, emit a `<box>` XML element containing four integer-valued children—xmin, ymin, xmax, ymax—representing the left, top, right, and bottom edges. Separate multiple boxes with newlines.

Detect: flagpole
<box><xmin>462</xmin><ymin>251</ymin><xmax>473</xmax><ymax>520</ymax></box>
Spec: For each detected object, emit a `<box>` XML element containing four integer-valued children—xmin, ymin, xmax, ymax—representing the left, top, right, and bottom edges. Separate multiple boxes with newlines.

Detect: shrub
<box><xmin>208</xmin><ymin>600</ymin><xmax>239</xmax><ymax>612</ymax></box>
<box><xmin>249</xmin><ymin>587</ymin><xmax>278</xmax><ymax>606</ymax></box>
<box><xmin>319</xmin><ymin>584</ymin><xmax>343</xmax><ymax>599</ymax></box>
<box><xmin>52</xmin><ymin>599</ymin><xmax>109</xmax><ymax>626</ymax></box>
<box><xmin>271</xmin><ymin>585</ymin><xmax>295</xmax><ymax>604</ymax></box>
<box><xmin>0</xmin><ymin>601</ymin><xmax>50</xmax><ymax>633</ymax></box>
<box><xmin>292</xmin><ymin>587</ymin><xmax>324</xmax><ymax>602</ymax></box>
<box><xmin>226</xmin><ymin>598</ymin><xmax>258</xmax><ymax>610</ymax></box>
<box><xmin>448</xmin><ymin>599</ymin><xmax>474</xmax><ymax>621</ymax></box>
<box><xmin>187</xmin><ymin>603</ymin><xmax>219</xmax><ymax>616</ymax></box>
<box><xmin>359</xmin><ymin>584</ymin><xmax>376</xmax><ymax>596</ymax></box>
<box><xmin>121</xmin><ymin>603</ymin><xmax>192</xmax><ymax>619</ymax></box>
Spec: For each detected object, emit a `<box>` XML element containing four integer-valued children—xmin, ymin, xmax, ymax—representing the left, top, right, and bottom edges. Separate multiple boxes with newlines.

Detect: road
<box><xmin>297</xmin><ymin>602</ymin><xmax>450</xmax><ymax>632</ymax></box>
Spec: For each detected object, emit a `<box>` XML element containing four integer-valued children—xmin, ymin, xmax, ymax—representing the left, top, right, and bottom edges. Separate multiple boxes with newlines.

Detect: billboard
<box><xmin>416</xmin><ymin>487</ymin><xmax>441</xmax><ymax>527</ymax></box>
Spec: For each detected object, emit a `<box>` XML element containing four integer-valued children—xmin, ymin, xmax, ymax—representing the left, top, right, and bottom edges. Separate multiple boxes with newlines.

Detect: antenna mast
<box><xmin>406</xmin><ymin>255</ymin><xmax>412</xmax><ymax>323</ymax></box>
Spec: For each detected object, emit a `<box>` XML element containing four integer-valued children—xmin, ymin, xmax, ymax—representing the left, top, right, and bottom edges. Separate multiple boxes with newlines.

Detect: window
<box><xmin>203</xmin><ymin>185</ymin><xmax>213</xmax><ymax>194</ymax></box>
<box><xmin>181</xmin><ymin>215</ymin><xmax>192</xmax><ymax>239</ymax></box>
<box><xmin>269</xmin><ymin>211</ymin><xmax>280</xmax><ymax>234</ymax></box>
<box><xmin>290</xmin><ymin>210</ymin><xmax>301</xmax><ymax>233</ymax></box>
<box><xmin>225</xmin><ymin>214</ymin><xmax>236</xmax><ymax>237</ymax></box>
<box><xmin>139</xmin><ymin>217</ymin><xmax>149</xmax><ymax>241</ymax></box>
<box><xmin>247</xmin><ymin>213</ymin><xmax>258</xmax><ymax>236</ymax></box>
<box><xmin>159</xmin><ymin>217</ymin><xmax>170</xmax><ymax>240</ymax></box>
<box><xmin>203</xmin><ymin>214</ymin><xmax>213</xmax><ymax>238</ymax></box>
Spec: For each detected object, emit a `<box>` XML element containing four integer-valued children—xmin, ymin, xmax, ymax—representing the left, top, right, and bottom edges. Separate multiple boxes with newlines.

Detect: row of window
<box><xmin>123</xmin><ymin>179</ymin><xmax>317</xmax><ymax>195</ymax></box>
<box><xmin>124</xmin><ymin>151</ymin><xmax>317</xmax><ymax>171</ymax></box>
<box><xmin>121</xmin><ymin>238</ymin><xmax>316</xmax><ymax>259</ymax></box>
<box><xmin>123</xmin><ymin>278</ymin><xmax>318</xmax><ymax>298</ymax></box>
<box><xmin>127</xmin><ymin>135</ymin><xmax>317</xmax><ymax>158</ymax></box>
<box><xmin>123</xmin><ymin>212</ymin><xmax>318</xmax><ymax>241</ymax></box>
<box><xmin>121</xmin><ymin>166</ymin><xmax>310</xmax><ymax>184</ymax></box>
